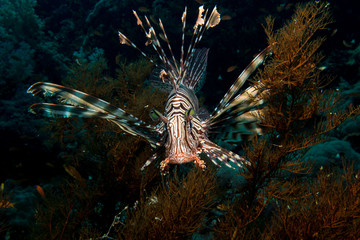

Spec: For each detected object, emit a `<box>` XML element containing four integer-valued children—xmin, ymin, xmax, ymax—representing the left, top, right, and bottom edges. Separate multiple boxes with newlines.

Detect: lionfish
<box><xmin>27</xmin><ymin>6</ymin><xmax>271</xmax><ymax>174</ymax></box>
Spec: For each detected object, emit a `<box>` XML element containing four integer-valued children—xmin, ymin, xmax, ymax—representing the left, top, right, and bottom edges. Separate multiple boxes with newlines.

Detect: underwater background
<box><xmin>1</xmin><ymin>0</ymin><xmax>360</xmax><ymax>239</ymax></box>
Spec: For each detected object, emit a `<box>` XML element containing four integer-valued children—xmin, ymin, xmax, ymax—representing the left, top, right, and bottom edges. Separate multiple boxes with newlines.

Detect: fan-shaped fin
<box><xmin>206</xmin><ymin>85</ymin><xmax>264</xmax><ymax>145</ymax></box>
<box><xmin>182</xmin><ymin>48</ymin><xmax>209</xmax><ymax>91</ymax></box>
<box><xmin>201</xmin><ymin>139</ymin><xmax>250</xmax><ymax>168</ymax></box>
<box><xmin>211</xmin><ymin>46</ymin><xmax>271</xmax><ymax>119</ymax></box>
<box><xmin>206</xmin><ymin>47</ymin><xmax>271</xmax><ymax>145</ymax></box>
<box><xmin>27</xmin><ymin>82</ymin><xmax>161</xmax><ymax>148</ymax></box>
<box><xmin>29</xmin><ymin>103</ymin><xmax>117</xmax><ymax>119</ymax></box>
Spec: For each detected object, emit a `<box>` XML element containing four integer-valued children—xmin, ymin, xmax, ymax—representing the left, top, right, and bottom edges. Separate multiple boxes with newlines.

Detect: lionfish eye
<box><xmin>150</xmin><ymin>109</ymin><xmax>162</xmax><ymax>121</ymax></box>
<box><xmin>150</xmin><ymin>108</ymin><xmax>169</xmax><ymax>123</ymax></box>
<box><xmin>185</xmin><ymin>108</ymin><xmax>195</xmax><ymax>129</ymax></box>
<box><xmin>185</xmin><ymin>108</ymin><xmax>195</xmax><ymax>118</ymax></box>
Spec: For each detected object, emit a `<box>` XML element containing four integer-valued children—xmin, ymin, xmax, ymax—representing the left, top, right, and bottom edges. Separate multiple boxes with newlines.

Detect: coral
<box><xmin>72</xmin><ymin>47</ymin><xmax>107</xmax><ymax>71</ymax></box>
<box><xmin>0</xmin><ymin>41</ymin><xmax>35</xmax><ymax>88</ymax></box>
<box><xmin>0</xmin><ymin>0</ymin><xmax>43</xmax><ymax>43</ymax></box>
<box><xmin>250</xmin><ymin>1</ymin><xmax>358</xmax><ymax>175</ymax></box>
<box><xmin>0</xmin><ymin>0</ymin><xmax>70</xmax><ymax>97</ymax></box>
<box><xmin>334</xmin><ymin>115</ymin><xmax>360</xmax><ymax>152</ymax></box>
<box><xmin>0</xmin><ymin>0</ymin><xmax>42</xmax><ymax>97</ymax></box>
<box><xmin>86</xmin><ymin>0</ymin><xmax>120</xmax><ymax>23</ymax></box>
<box><xmin>304</xmin><ymin>139</ymin><xmax>360</xmax><ymax>172</ymax></box>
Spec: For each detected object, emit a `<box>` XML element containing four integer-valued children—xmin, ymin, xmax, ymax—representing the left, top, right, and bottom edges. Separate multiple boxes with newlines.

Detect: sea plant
<box><xmin>214</xmin><ymin>2</ymin><xmax>360</xmax><ymax>238</ymax></box>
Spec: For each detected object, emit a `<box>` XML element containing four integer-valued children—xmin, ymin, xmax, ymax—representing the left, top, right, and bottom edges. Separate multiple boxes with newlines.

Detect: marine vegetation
<box><xmin>114</xmin><ymin>168</ymin><xmax>217</xmax><ymax>240</ymax></box>
<box><xmin>213</xmin><ymin>2</ymin><xmax>360</xmax><ymax>239</ymax></box>
<box><xmin>0</xmin><ymin>183</ymin><xmax>13</xmax><ymax>234</ymax></box>
<box><xmin>4</xmin><ymin>1</ymin><xmax>358</xmax><ymax>239</ymax></box>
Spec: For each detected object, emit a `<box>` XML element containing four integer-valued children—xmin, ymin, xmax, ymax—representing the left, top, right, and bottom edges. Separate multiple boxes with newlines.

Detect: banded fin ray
<box><xmin>27</xmin><ymin>82</ymin><xmax>135</xmax><ymax>121</ymax></box>
<box><xmin>206</xmin><ymin>47</ymin><xmax>272</xmax><ymax>144</ymax></box>
<box><xmin>206</xmin><ymin>89</ymin><xmax>264</xmax><ymax>144</ymax></box>
<box><xmin>29</xmin><ymin>103</ymin><xmax>118</xmax><ymax>119</ymax></box>
<box><xmin>183</xmin><ymin>48</ymin><xmax>209</xmax><ymax>91</ymax></box>
<box><xmin>27</xmin><ymin>82</ymin><xmax>161</xmax><ymax>148</ymax></box>
<box><xmin>148</xmin><ymin>68</ymin><xmax>173</xmax><ymax>93</ymax></box>
<box><xmin>201</xmin><ymin>139</ymin><xmax>250</xmax><ymax>168</ymax></box>
<box><xmin>210</xmin><ymin>46</ymin><xmax>272</xmax><ymax>120</ymax></box>
<box><xmin>150</xmin><ymin>48</ymin><xmax>208</xmax><ymax>92</ymax></box>
<box><xmin>119</xmin><ymin>6</ymin><xmax>220</xmax><ymax>90</ymax></box>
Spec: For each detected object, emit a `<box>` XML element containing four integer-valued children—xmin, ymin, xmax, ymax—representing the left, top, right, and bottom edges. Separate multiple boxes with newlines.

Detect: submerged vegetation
<box><xmin>214</xmin><ymin>2</ymin><xmax>360</xmax><ymax>238</ymax></box>
<box><xmin>1</xmin><ymin>1</ymin><xmax>360</xmax><ymax>239</ymax></box>
<box><xmin>116</xmin><ymin>169</ymin><xmax>217</xmax><ymax>240</ymax></box>
<box><xmin>213</xmin><ymin>2</ymin><xmax>360</xmax><ymax>239</ymax></box>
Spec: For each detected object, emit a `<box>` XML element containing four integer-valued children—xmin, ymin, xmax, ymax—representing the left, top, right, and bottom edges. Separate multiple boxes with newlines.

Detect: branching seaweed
<box><xmin>214</xmin><ymin>2</ymin><xmax>360</xmax><ymax>239</ymax></box>
<box><xmin>116</xmin><ymin>168</ymin><xmax>217</xmax><ymax>240</ymax></box>
<box><xmin>263</xmin><ymin>163</ymin><xmax>360</xmax><ymax>239</ymax></box>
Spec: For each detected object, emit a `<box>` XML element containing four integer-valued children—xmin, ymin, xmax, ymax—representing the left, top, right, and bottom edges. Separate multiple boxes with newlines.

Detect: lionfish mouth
<box><xmin>160</xmin><ymin>153</ymin><xmax>206</xmax><ymax>174</ymax></box>
<box><xmin>168</xmin><ymin>153</ymin><xmax>199</xmax><ymax>164</ymax></box>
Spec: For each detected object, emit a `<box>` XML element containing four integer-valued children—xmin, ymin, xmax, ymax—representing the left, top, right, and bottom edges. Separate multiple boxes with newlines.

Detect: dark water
<box><xmin>1</xmin><ymin>0</ymin><xmax>359</xmax><ymax>239</ymax></box>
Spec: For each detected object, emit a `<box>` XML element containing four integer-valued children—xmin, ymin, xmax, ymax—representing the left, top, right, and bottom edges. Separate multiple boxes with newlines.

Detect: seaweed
<box><xmin>115</xmin><ymin>168</ymin><xmax>217</xmax><ymax>240</ymax></box>
<box><xmin>0</xmin><ymin>183</ymin><xmax>12</xmax><ymax>237</ymax></box>
<box><xmin>263</xmin><ymin>163</ymin><xmax>360</xmax><ymax>239</ymax></box>
<box><xmin>30</xmin><ymin>181</ymin><xmax>103</xmax><ymax>240</ymax></box>
<box><xmin>214</xmin><ymin>2</ymin><xmax>360</xmax><ymax>239</ymax></box>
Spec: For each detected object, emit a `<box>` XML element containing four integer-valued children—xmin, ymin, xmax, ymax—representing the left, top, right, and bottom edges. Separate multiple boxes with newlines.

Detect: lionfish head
<box><xmin>151</xmin><ymin>84</ymin><xmax>206</xmax><ymax>174</ymax></box>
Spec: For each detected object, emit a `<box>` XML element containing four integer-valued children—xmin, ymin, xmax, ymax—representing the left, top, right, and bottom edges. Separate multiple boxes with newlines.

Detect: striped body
<box><xmin>160</xmin><ymin>86</ymin><xmax>206</xmax><ymax>171</ymax></box>
<box><xmin>27</xmin><ymin>6</ymin><xmax>271</xmax><ymax>174</ymax></box>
